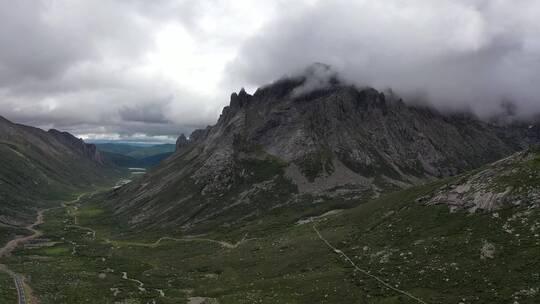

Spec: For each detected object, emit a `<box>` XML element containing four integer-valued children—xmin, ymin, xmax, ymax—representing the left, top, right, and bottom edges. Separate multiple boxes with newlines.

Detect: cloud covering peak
<box><xmin>229</xmin><ymin>0</ymin><xmax>540</xmax><ymax>119</ymax></box>
<box><xmin>0</xmin><ymin>0</ymin><xmax>539</xmax><ymax>142</ymax></box>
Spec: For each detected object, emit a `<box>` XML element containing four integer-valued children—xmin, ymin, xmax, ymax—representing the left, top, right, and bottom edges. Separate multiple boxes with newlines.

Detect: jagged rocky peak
<box><xmin>219</xmin><ymin>88</ymin><xmax>253</xmax><ymax>122</ymax></box>
<box><xmin>108</xmin><ymin>68</ymin><xmax>540</xmax><ymax>231</ymax></box>
<box><xmin>229</xmin><ymin>87</ymin><xmax>252</xmax><ymax>108</ymax></box>
<box><xmin>176</xmin><ymin>133</ymin><xmax>188</xmax><ymax>151</ymax></box>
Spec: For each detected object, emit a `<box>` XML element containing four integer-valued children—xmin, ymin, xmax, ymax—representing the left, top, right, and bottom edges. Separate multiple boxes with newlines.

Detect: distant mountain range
<box><xmin>106</xmin><ymin>75</ymin><xmax>540</xmax><ymax>232</ymax></box>
<box><xmin>95</xmin><ymin>143</ymin><xmax>175</xmax><ymax>168</ymax></box>
<box><xmin>0</xmin><ymin>116</ymin><xmax>119</xmax><ymax>226</ymax></box>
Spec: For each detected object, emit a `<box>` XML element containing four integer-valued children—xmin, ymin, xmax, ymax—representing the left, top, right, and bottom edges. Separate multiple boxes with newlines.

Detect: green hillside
<box><xmin>0</xmin><ymin>117</ymin><xmax>120</xmax><ymax>227</ymax></box>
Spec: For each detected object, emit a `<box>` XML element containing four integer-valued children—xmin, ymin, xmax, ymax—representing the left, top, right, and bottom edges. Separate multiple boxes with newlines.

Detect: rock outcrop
<box><xmin>175</xmin><ymin>133</ymin><xmax>189</xmax><ymax>151</ymax></box>
<box><xmin>425</xmin><ymin>147</ymin><xmax>540</xmax><ymax>212</ymax></box>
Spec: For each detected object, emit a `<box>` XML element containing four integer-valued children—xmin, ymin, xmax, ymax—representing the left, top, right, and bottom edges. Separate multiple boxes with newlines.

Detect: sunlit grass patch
<box><xmin>78</xmin><ymin>205</ymin><xmax>105</xmax><ymax>218</ymax></box>
<box><xmin>38</xmin><ymin>246</ymin><xmax>71</xmax><ymax>256</ymax></box>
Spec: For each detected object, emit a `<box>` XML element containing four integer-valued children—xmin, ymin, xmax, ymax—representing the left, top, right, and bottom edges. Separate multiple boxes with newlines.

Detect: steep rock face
<box><xmin>0</xmin><ymin>116</ymin><xmax>115</xmax><ymax>225</ymax></box>
<box><xmin>108</xmin><ymin>78</ymin><xmax>539</xmax><ymax>231</ymax></box>
<box><xmin>424</xmin><ymin>147</ymin><xmax>540</xmax><ymax>212</ymax></box>
<box><xmin>175</xmin><ymin>133</ymin><xmax>188</xmax><ymax>151</ymax></box>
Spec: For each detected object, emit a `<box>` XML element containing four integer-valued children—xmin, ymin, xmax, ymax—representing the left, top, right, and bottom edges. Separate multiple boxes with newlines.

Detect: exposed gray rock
<box><xmin>285</xmin><ymin>160</ymin><xmax>372</xmax><ymax>196</ymax></box>
<box><xmin>106</xmin><ymin>76</ymin><xmax>540</xmax><ymax>231</ymax></box>
<box><xmin>480</xmin><ymin>240</ymin><xmax>496</xmax><ymax>259</ymax></box>
<box><xmin>425</xmin><ymin>148</ymin><xmax>540</xmax><ymax>212</ymax></box>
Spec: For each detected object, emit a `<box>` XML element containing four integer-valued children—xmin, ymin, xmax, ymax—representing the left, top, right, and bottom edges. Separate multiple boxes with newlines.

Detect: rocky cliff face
<box><xmin>107</xmin><ymin>76</ymin><xmax>539</xmax><ymax>231</ymax></box>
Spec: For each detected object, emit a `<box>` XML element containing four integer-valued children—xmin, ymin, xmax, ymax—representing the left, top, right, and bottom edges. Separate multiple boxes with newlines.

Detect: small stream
<box><xmin>121</xmin><ymin>271</ymin><xmax>146</xmax><ymax>292</ymax></box>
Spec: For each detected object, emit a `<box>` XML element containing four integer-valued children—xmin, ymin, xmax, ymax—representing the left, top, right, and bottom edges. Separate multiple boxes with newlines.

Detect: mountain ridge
<box><xmin>0</xmin><ymin>116</ymin><xmax>118</xmax><ymax>226</ymax></box>
<box><xmin>107</xmin><ymin>78</ymin><xmax>540</xmax><ymax>232</ymax></box>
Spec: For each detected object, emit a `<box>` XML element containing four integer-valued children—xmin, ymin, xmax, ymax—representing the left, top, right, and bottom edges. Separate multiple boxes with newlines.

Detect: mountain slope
<box><xmin>0</xmin><ymin>116</ymin><xmax>118</xmax><ymax>226</ymax></box>
<box><xmin>107</xmin><ymin>76</ymin><xmax>539</xmax><ymax>232</ymax></box>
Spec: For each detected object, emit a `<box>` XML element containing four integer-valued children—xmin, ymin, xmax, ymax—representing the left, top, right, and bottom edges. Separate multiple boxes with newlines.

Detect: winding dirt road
<box><xmin>64</xmin><ymin>197</ymin><xmax>251</xmax><ymax>250</ymax></box>
<box><xmin>0</xmin><ymin>191</ymin><xmax>251</xmax><ymax>303</ymax></box>
<box><xmin>0</xmin><ymin>208</ymin><xmax>51</xmax><ymax>258</ymax></box>
<box><xmin>0</xmin><ymin>193</ymin><xmax>87</xmax><ymax>303</ymax></box>
<box><xmin>0</xmin><ymin>207</ymin><xmax>57</xmax><ymax>304</ymax></box>
<box><xmin>312</xmin><ymin>224</ymin><xmax>428</xmax><ymax>304</ymax></box>
<box><xmin>104</xmin><ymin>234</ymin><xmax>251</xmax><ymax>249</ymax></box>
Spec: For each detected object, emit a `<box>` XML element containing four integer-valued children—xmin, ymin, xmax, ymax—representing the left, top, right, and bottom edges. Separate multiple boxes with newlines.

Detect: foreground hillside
<box><xmin>0</xmin><ymin>116</ymin><xmax>119</xmax><ymax>231</ymax></box>
<box><xmin>1</xmin><ymin>148</ymin><xmax>538</xmax><ymax>303</ymax></box>
<box><xmin>107</xmin><ymin>73</ymin><xmax>539</xmax><ymax>232</ymax></box>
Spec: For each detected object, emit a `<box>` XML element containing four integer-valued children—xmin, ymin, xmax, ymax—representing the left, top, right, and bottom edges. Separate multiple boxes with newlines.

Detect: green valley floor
<box><xmin>0</xmin><ymin>182</ymin><xmax>539</xmax><ymax>303</ymax></box>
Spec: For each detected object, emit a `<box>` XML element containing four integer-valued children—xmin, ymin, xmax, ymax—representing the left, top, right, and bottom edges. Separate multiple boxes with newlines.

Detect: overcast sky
<box><xmin>1</xmin><ymin>0</ymin><xmax>539</xmax><ymax>142</ymax></box>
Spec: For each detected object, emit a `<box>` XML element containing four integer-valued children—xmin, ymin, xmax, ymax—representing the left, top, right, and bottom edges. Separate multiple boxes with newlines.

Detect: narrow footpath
<box><xmin>313</xmin><ymin>224</ymin><xmax>428</xmax><ymax>304</ymax></box>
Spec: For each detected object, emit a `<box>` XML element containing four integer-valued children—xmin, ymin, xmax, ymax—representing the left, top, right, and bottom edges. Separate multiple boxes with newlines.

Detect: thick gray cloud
<box><xmin>119</xmin><ymin>101</ymin><xmax>171</xmax><ymax>124</ymax></box>
<box><xmin>228</xmin><ymin>0</ymin><xmax>540</xmax><ymax>119</ymax></box>
<box><xmin>0</xmin><ymin>0</ymin><xmax>228</xmax><ymax>142</ymax></box>
<box><xmin>1</xmin><ymin>0</ymin><xmax>539</xmax><ymax>143</ymax></box>
<box><xmin>0</xmin><ymin>1</ymin><xmax>153</xmax><ymax>85</ymax></box>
